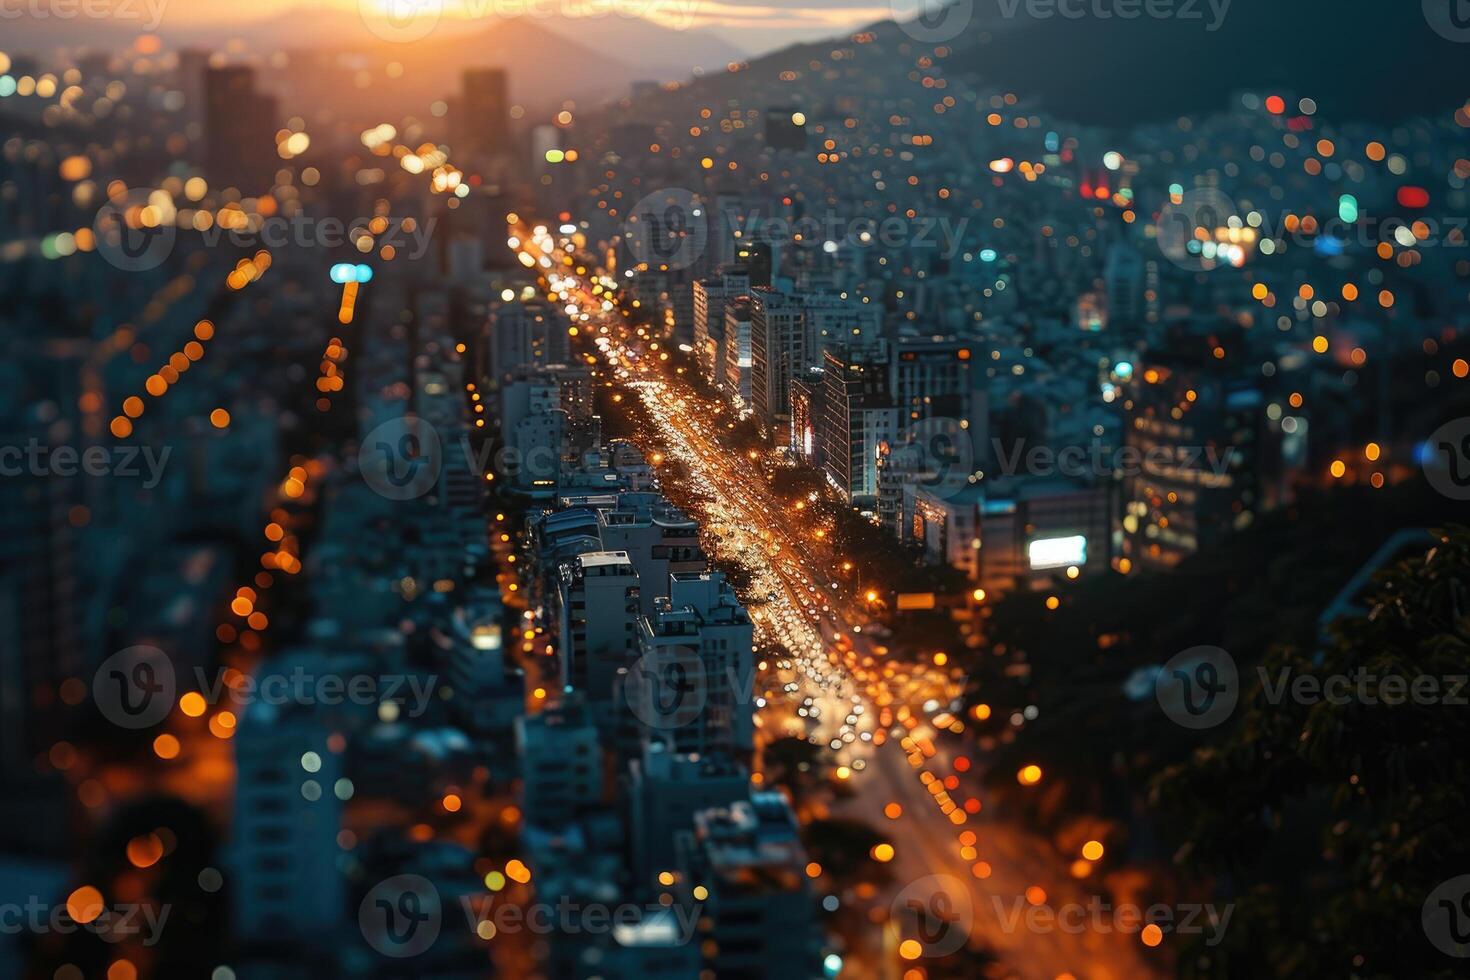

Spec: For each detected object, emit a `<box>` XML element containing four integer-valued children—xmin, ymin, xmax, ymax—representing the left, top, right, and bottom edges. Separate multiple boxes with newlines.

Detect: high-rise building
<box><xmin>484</xmin><ymin>299</ymin><xmax>570</xmax><ymax>383</ymax></box>
<box><xmin>232</xmin><ymin>686</ymin><xmax>343</xmax><ymax>945</ymax></box>
<box><xmin>447</xmin><ymin>589</ymin><xmax>522</xmax><ymax>735</ymax></box>
<box><xmin>1121</xmin><ymin>321</ymin><xmax>1262</xmax><ymax>570</ymax></box>
<box><xmin>789</xmin><ymin>371</ymin><xmax>825</xmax><ymax>466</ymax></box>
<box><xmin>806</xmin><ymin>296</ymin><xmax>882</xmax><ymax>360</ymax></box>
<box><xmin>556</xmin><ymin>552</ymin><xmax>642</xmax><ymax>714</ymax></box>
<box><xmin>735</xmin><ymin>240</ymin><xmax>777</xmax><ymax>288</ymax></box>
<box><xmin>633</xmin><ymin>570</ymin><xmax>753</xmax><ymax>757</ymax></box>
<box><xmin>692</xmin><ymin>267</ymin><xmax>750</xmax><ymax>386</ymax></box>
<box><xmin>722</xmin><ymin>297</ymin><xmax>754</xmax><ymax>401</ymax></box>
<box><xmin>675</xmin><ymin>792</ymin><xmax>822</xmax><ymax>978</ymax></box>
<box><xmin>821</xmin><ymin>349</ymin><xmax>896</xmax><ymax>503</ymax></box>
<box><xmin>514</xmin><ymin>696</ymin><xmax>604</xmax><ymax>828</ymax></box>
<box><xmin>455</xmin><ymin>68</ymin><xmax>510</xmax><ymax>173</ymax></box>
<box><xmin>596</xmin><ymin>495</ymin><xmax>705</xmax><ymax>617</ymax></box>
<box><xmin>499</xmin><ymin>375</ymin><xmax>567</xmax><ymax>488</ymax></box>
<box><xmin>890</xmin><ymin>337</ymin><xmax>977</xmax><ymax>425</ymax></box>
<box><xmin>748</xmin><ymin>288</ymin><xmax>805</xmax><ymax>426</ymax></box>
<box><xmin>628</xmin><ymin>741</ymin><xmax>748</xmax><ymax>886</ymax></box>
<box><xmin>204</xmin><ymin>66</ymin><xmax>277</xmax><ymax>192</ymax></box>
<box><xmin>1104</xmin><ymin>241</ymin><xmax>1145</xmax><ymax>330</ymax></box>
<box><xmin>177</xmin><ymin>47</ymin><xmax>211</xmax><ymax>130</ymax></box>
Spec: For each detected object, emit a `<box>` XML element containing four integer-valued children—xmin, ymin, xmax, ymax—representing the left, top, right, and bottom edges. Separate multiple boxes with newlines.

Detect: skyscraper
<box><xmin>675</xmin><ymin>793</ymin><xmax>822</xmax><ymax>977</ymax></box>
<box><xmin>692</xmin><ymin>266</ymin><xmax>750</xmax><ymax>386</ymax></box>
<box><xmin>1121</xmin><ymin>321</ymin><xmax>1261</xmax><ymax>570</ymax></box>
<box><xmin>748</xmin><ymin>288</ymin><xmax>805</xmax><ymax>426</ymax></box>
<box><xmin>203</xmin><ymin>66</ymin><xmax>277</xmax><ymax>192</ymax></box>
<box><xmin>821</xmin><ymin>349</ymin><xmax>896</xmax><ymax>503</ymax></box>
<box><xmin>232</xmin><ymin>686</ymin><xmax>343</xmax><ymax>946</ymax></box>
<box><xmin>556</xmin><ymin>551</ymin><xmax>642</xmax><ymax>717</ymax></box>
<box><xmin>455</xmin><ymin>68</ymin><xmax>510</xmax><ymax>173</ymax></box>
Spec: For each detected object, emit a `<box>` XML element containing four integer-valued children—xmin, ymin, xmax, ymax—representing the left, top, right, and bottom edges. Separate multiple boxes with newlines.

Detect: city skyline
<box><xmin>1</xmin><ymin>3</ymin><xmax>1468</xmax><ymax>979</ymax></box>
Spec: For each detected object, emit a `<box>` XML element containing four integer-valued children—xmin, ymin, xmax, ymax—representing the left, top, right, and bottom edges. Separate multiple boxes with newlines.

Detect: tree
<box><xmin>762</xmin><ymin>735</ymin><xmax>824</xmax><ymax>805</ymax></box>
<box><xmin>802</xmin><ymin>817</ymin><xmax>893</xmax><ymax>890</ymax></box>
<box><xmin>1151</xmin><ymin>526</ymin><xmax>1470</xmax><ymax>979</ymax></box>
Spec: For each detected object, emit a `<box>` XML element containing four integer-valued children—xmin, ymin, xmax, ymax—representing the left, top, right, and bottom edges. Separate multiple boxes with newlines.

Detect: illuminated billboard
<box><xmin>1028</xmin><ymin>535</ymin><xmax>1087</xmax><ymax>571</ymax></box>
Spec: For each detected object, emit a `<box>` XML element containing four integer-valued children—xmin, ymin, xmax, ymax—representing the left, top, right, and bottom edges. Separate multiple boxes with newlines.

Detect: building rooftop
<box><xmin>579</xmin><ymin>550</ymin><xmax>632</xmax><ymax>568</ymax></box>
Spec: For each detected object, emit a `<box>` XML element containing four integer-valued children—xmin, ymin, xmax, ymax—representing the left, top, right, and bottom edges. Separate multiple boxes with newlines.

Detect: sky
<box><xmin>143</xmin><ymin>0</ymin><xmax>901</xmax><ymax>54</ymax></box>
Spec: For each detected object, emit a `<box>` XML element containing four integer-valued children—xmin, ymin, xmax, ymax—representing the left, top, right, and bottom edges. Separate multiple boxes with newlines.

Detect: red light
<box><xmin>1397</xmin><ymin>186</ymin><xmax>1430</xmax><ymax>209</ymax></box>
<box><xmin>1265</xmin><ymin>95</ymin><xmax>1286</xmax><ymax>114</ymax></box>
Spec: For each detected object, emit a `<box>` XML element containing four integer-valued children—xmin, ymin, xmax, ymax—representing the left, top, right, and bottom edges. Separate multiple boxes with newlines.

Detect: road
<box><xmin>511</xmin><ymin>221</ymin><xmax>1167</xmax><ymax>980</ymax></box>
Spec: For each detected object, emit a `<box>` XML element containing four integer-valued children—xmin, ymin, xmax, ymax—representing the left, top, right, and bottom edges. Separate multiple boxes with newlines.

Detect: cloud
<box><xmin>670</xmin><ymin>0</ymin><xmax>891</xmax><ymax>30</ymax></box>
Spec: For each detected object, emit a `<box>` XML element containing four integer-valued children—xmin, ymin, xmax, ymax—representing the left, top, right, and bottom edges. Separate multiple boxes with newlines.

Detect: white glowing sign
<box><xmin>1028</xmin><ymin>535</ymin><xmax>1087</xmax><ymax>570</ymax></box>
